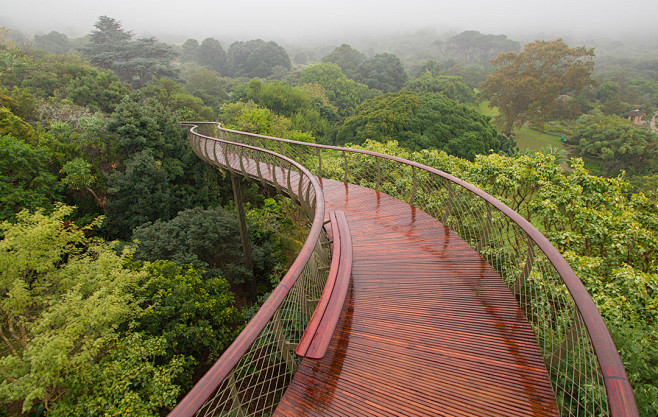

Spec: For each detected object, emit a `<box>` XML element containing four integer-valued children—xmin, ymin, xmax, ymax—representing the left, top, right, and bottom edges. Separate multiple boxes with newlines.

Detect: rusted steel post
<box><xmin>231</xmin><ymin>174</ymin><xmax>254</xmax><ymax>274</ymax></box>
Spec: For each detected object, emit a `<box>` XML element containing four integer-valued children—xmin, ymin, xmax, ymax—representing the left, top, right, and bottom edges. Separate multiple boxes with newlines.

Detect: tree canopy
<box><xmin>337</xmin><ymin>91</ymin><xmax>513</xmax><ymax>159</ymax></box>
<box><xmin>198</xmin><ymin>38</ymin><xmax>227</xmax><ymax>75</ymax></box>
<box><xmin>482</xmin><ymin>39</ymin><xmax>594</xmax><ymax>134</ymax></box>
<box><xmin>355</xmin><ymin>53</ymin><xmax>408</xmax><ymax>93</ymax></box>
<box><xmin>567</xmin><ymin>114</ymin><xmax>658</xmax><ymax>175</ymax></box>
<box><xmin>80</xmin><ymin>16</ymin><xmax>178</xmax><ymax>88</ymax></box>
<box><xmin>226</xmin><ymin>39</ymin><xmax>291</xmax><ymax>78</ymax></box>
<box><xmin>321</xmin><ymin>44</ymin><xmax>366</xmax><ymax>79</ymax></box>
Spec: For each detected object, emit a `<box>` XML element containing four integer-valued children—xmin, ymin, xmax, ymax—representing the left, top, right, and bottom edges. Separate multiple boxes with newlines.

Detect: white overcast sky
<box><xmin>2</xmin><ymin>0</ymin><xmax>658</xmax><ymax>44</ymax></box>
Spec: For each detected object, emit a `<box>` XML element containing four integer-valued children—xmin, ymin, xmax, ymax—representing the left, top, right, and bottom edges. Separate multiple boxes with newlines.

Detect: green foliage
<box><xmin>568</xmin><ymin>114</ymin><xmax>658</xmax><ymax>175</ymax></box>
<box><xmin>64</xmin><ymin>70</ymin><xmax>128</xmax><ymax>113</ymax></box>
<box><xmin>180</xmin><ymin>38</ymin><xmax>199</xmax><ymax>62</ymax></box>
<box><xmin>355</xmin><ymin>53</ymin><xmax>408</xmax><ymax>93</ymax></box>
<box><xmin>1</xmin><ymin>46</ymin><xmax>127</xmax><ymax>115</ymax></box>
<box><xmin>0</xmin><ymin>134</ymin><xmax>62</xmax><ymax>221</ymax></box>
<box><xmin>134</xmin><ymin>260</ymin><xmax>242</xmax><ymax>363</ymax></box>
<box><xmin>185</xmin><ymin>70</ymin><xmax>228</xmax><ymax>109</ymax></box>
<box><xmin>0</xmin><ymin>205</ymin><xmax>142</xmax><ymax>412</ymax></box>
<box><xmin>441</xmin><ymin>30</ymin><xmax>520</xmax><ymax>65</ymax></box>
<box><xmin>321</xmin><ymin>44</ymin><xmax>366</xmax><ymax>79</ymax></box>
<box><xmin>298</xmin><ymin>63</ymin><xmax>376</xmax><ymax>117</ymax></box>
<box><xmin>198</xmin><ymin>38</ymin><xmax>227</xmax><ymax>75</ymax></box>
<box><xmin>140</xmin><ymin>78</ymin><xmax>214</xmax><ymax>120</ymax></box>
<box><xmin>221</xmin><ymin>100</ymin><xmax>290</xmax><ymax>137</ymax></box>
<box><xmin>483</xmin><ymin>39</ymin><xmax>595</xmax><ymax>134</ymax></box>
<box><xmin>33</xmin><ymin>31</ymin><xmax>71</xmax><ymax>54</ymax></box>
<box><xmin>48</xmin><ymin>333</ymin><xmax>189</xmax><ymax>417</ymax></box>
<box><xmin>104</xmin><ymin>149</ymin><xmax>182</xmax><ymax>239</ymax></box>
<box><xmin>337</xmin><ymin>91</ymin><xmax>510</xmax><ymax>159</ymax></box>
<box><xmin>403</xmin><ymin>72</ymin><xmax>475</xmax><ymax>103</ymax></box>
<box><xmin>0</xmin><ymin>206</ymin><xmax>243</xmax><ymax>415</ymax></box>
<box><xmin>80</xmin><ymin>16</ymin><xmax>178</xmax><ymax>89</ymax></box>
<box><xmin>106</xmin><ymin>97</ymin><xmax>184</xmax><ymax>158</ymax></box>
<box><xmin>132</xmin><ymin>206</ymin><xmax>284</xmax><ymax>289</ymax></box>
<box><xmin>226</xmin><ymin>39</ymin><xmax>291</xmax><ymax>79</ymax></box>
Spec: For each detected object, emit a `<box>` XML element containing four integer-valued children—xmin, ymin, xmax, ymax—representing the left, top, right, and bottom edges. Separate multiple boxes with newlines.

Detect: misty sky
<box><xmin>3</xmin><ymin>0</ymin><xmax>658</xmax><ymax>44</ymax></box>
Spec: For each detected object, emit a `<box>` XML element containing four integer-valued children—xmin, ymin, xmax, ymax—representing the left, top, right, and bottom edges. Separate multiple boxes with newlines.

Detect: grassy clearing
<box><xmin>475</xmin><ymin>101</ymin><xmax>566</xmax><ymax>152</ymax></box>
<box><xmin>513</xmin><ymin>126</ymin><xmax>565</xmax><ymax>152</ymax></box>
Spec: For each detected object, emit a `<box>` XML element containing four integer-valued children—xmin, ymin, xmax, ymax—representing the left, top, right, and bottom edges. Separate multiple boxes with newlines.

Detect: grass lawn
<box><xmin>513</xmin><ymin>126</ymin><xmax>565</xmax><ymax>152</ymax></box>
<box><xmin>475</xmin><ymin>101</ymin><xmax>566</xmax><ymax>152</ymax></box>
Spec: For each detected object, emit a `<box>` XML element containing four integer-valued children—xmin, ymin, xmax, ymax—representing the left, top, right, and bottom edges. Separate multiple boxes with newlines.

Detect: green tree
<box><xmin>185</xmin><ymin>69</ymin><xmax>228</xmax><ymax>109</ymax></box>
<box><xmin>134</xmin><ymin>260</ymin><xmax>242</xmax><ymax>363</ymax></box>
<box><xmin>140</xmin><ymin>78</ymin><xmax>214</xmax><ymax>120</ymax></box>
<box><xmin>0</xmin><ymin>206</ymin><xmax>142</xmax><ymax>412</ymax></box>
<box><xmin>80</xmin><ymin>16</ymin><xmax>132</xmax><ymax>70</ymax></box>
<box><xmin>226</xmin><ymin>39</ymin><xmax>291</xmax><ymax>78</ymax></box>
<box><xmin>337</xmin><ymin>91</ymin><xmax>510</xmax><ymax>159</ymax></box>
<box><xmin>321</xmin><ymin>44</ymin><xmax>366</xmax><ymax>79</ymax></box>
<box><xmin>444</xmin><ymin>31</ymin><xmax>520</xmax><ymax>64</ymax></box>
<box><xmin>0</xmin><ymin>134</ymin><xmax>61</xmax><ymax>221</ymax></box>
<box><xmin>482</xmin><ymin>39</ymin><xmax>594</xmax><ymax>134</ymax></box>
<box><xmin>198</xmin><ymin>38</ymin><xmax>227</xmax><ymax>75</ymax></box>
<box><xmin>48</xmin><ymin>333</ymin><xmax>188</xmax><ymax>417</ymax></box>
<box><xmin>356</xmin><ymin>53</ymin><xmax>408</xmax><ymax>93</ymax></box>
<box><xmin>568</xmin><ymin>114</ymin><xmax>658</xmax><ymax>175</ymax></box>
<box><xmin>33</xmin><ymin>31</ymin><xmax>71</xmax><ymax>54</ymax></box>
<box><xmin>298</xmin><ymin>63</ymin><xmax>375</xmax><ymax>117</ymax></box>
<box><xmin>180</xmin><ymin>38</ymin><xmax>199</xmax><ymax>62</ymax></box>
<box><xmin>403</xmin><ymin>72</ymin><xmax>475</xmax><ymax>103</ymax></box>
<box><xmin>132</xmin><ymin>206</ymin><xmax>284</xmax><ymax>289</ymax></box>
<box><xmin>80</xmin><ymin>16</ymin><xmax>178</xmax><ymax>88</ymax></box>
<box><xmin>104</xmin><ymin>149</ymin><xmax>180</xmax><ymax>239</ymax></box>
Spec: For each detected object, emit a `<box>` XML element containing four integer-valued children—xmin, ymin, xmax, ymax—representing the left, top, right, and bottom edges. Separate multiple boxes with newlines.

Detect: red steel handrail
<box><xmin>296</xmin><ymin>210</ymin><xmax>352</xmax><ymax>359</ymax></box>
<box><xmin>169</xmin><ymin>123</ymin><xmax>326</xmax><ymax>417</ymax></box>
<box><xmin>210</xmin><ymin>125</ymin><xmax>638</xmax><ymax>416</ymax></box>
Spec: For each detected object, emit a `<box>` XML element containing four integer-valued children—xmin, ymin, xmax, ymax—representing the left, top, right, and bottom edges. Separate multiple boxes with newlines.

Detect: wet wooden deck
<box><xmin>274</xmin><ymin>179</ymin><xmax>559</xmax><ymax>416</ymax></box>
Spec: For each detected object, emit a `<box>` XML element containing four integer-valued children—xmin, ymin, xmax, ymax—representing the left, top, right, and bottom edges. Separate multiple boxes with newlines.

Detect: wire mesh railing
<box><xmin>169</xmin><ymin>124</ymin><xmax>330</xmax><ymax>417</ymax></box>
<box><xmin>204</xmin><ymin>124</ymin><xmax>638</xmax><ymax>417</ymax></box>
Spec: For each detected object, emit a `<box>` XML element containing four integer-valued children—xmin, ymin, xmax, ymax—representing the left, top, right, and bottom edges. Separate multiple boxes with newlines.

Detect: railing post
<box><xmin>375</xmin><ymin>158</ymin><xmax>381</xmax><ymax>191</ymax></box>
<box><xmin>343</xmin><ymin>151</ymin><xmax>348</xmax><ymax>182</ymax></box>
<box><xmin>476</xmin><ymin>203</ymin><xmax>493</xmax><ymax>252</ymax></box>
<box><xmin>317</xmin><ymin>148</ymin><xmax>322</xmax><ymax>178</ymax></box>
<box><xmin>440</xmin><ymin>181</ymin><xmax>454</xmax><ymax>224</ymax></box>
<box><xmin>512</xmin><ymin>237</ymin><xmax>535</xmax><ymax>303</ymax></box>
<box><xmin>410</xmin><ymin>166</ymin><xmax>418</xmax><ymax>204</ymax></box>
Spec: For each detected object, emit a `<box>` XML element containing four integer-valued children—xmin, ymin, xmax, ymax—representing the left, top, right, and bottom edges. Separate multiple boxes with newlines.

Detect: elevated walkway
<box><xmin>170</xmin><ymin>123</ymin><xmax>638</xmax><ymax>417</ymax></box>
<box><xmin>276</xmin><ymin>179</ymin><xmax>558</xmax><ymax>416</ymax></box>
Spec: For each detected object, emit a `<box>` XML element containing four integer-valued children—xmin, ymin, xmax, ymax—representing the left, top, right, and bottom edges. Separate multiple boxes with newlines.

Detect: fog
<box><xmin>3</xmin><ymin>0</ymin><xmax>658</xmax><ymax>45</ymax></box>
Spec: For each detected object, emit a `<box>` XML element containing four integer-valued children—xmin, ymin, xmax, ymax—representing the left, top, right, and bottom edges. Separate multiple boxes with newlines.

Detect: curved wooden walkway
<box><xmin>274</xmin><ymin>179</ymin><xmax>559</xmax><ymax>416</ymax></box>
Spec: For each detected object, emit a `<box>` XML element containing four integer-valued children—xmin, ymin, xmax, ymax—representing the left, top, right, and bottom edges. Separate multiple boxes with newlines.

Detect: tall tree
<box><xmin>444</xmin><ymin>31</ymin><xmax>520</xmax><ymax>64</ymax></box>
<box><xmin>337</xmin><ymin>91</ymin><xmax>512</xmax><ymax>159</ymax></box>
<box><xmin>482</xmin><ymin>39</ymin><xmax>594</xmax><ymax>135</ymax></box>
<box><xmin>356</xmin><ymin>53</ymin><xmax>408</xmax><ymax>93</ymax></box>
<box><xmin>226</xmin><ymin>39</ymin><xmax>291</xmax><ymax>78</ymax></box>
<box><xmin>197</xmin><ymin>38</ymin><xmax>227</xmax><ymax>75</ymax></box>
<box><xmin>80</xmin><ymin>16</ymin><xmax>177</xmax><ymax>88</ymax></box>
<box><xmin>321</xmin><ymin>44</ymin><xmax>366</xmax><ymax>79</ymax></box>
<box><xmin>180</xmin><ymin>38</ymin><xmax>199</xmax><ymax>62</ymax></box>
<box><xmin>33</xmin><ymin>31</ymin><xmax>71</xmax><ymax>54</ymax></box>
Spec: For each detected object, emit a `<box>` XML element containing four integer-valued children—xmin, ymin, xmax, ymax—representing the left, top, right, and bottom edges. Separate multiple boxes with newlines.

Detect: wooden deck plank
<box><xmin>274</xmin><ymin>179</ymin><xmax>559</xmax><ymax>416</ymax></box>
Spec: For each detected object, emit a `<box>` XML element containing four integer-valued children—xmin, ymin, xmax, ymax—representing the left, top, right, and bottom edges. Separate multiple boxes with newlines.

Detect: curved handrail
<box><xmin>170</xmin><ymin>123</ymin><xmax>328</xmax><ymax>417</ymax></box>
<box><xmin>204</xmin><ymin>124</ymin><xmax>638</xmax><ymax>417</ymax></box>
<box><xmin>296</xmin><ymin>210</ymin><xmax>352</xmax><ymax>359</ymax></box>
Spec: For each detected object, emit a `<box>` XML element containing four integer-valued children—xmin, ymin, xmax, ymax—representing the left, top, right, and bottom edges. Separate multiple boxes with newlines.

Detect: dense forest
<box><xmin>1</xmin><ymin>16</ymin><xmax>657</xmax><ymax>416</ymax></box>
